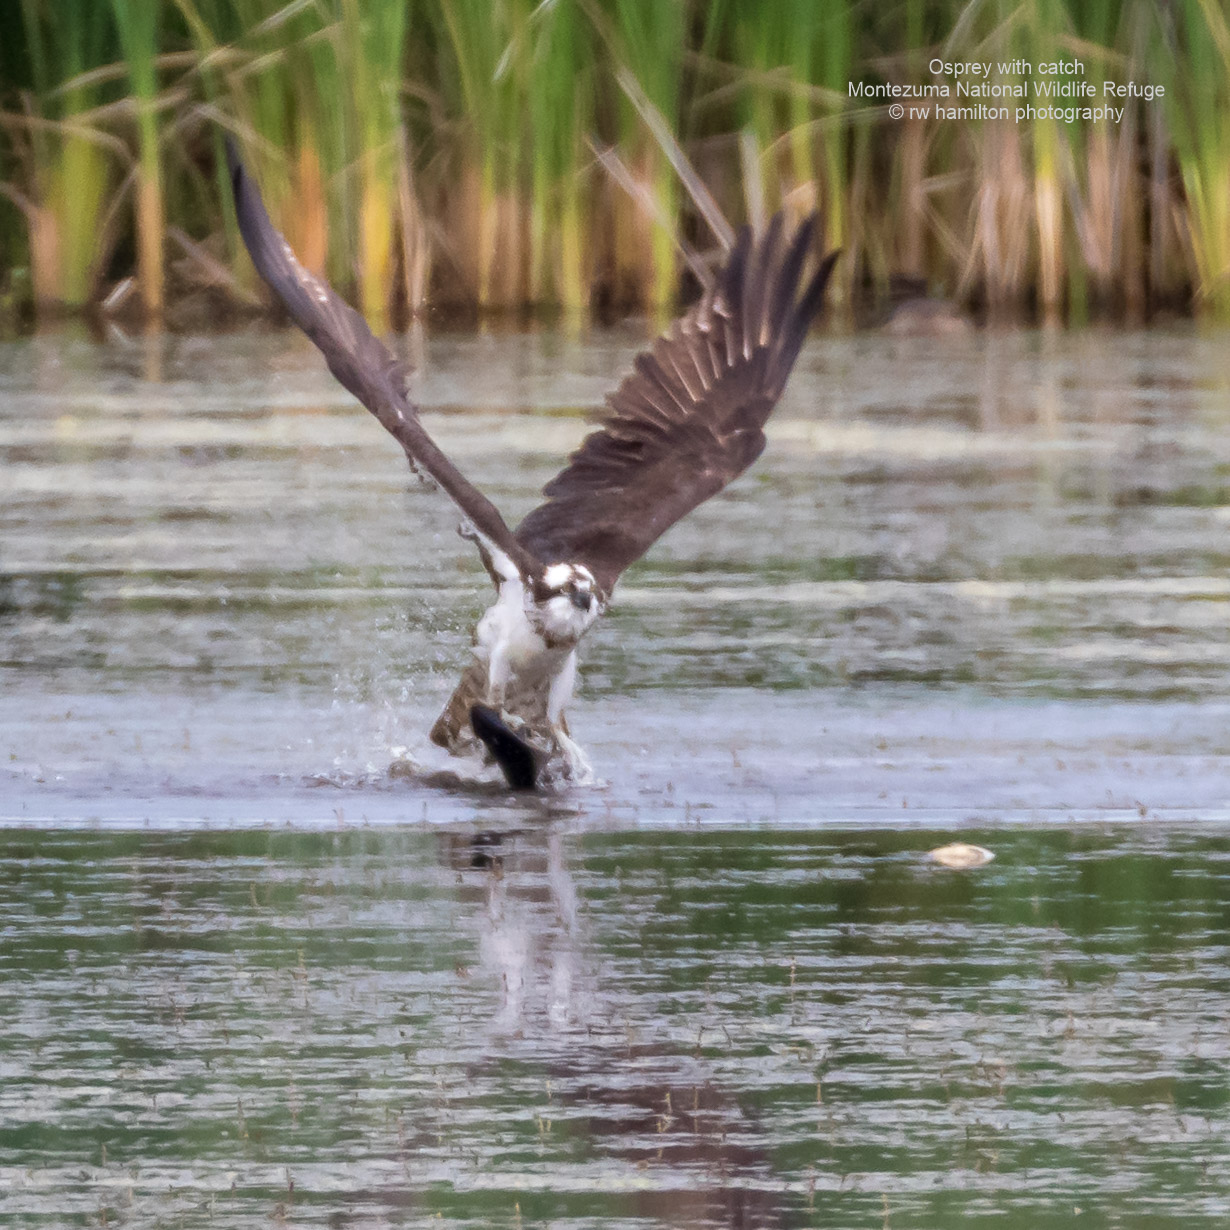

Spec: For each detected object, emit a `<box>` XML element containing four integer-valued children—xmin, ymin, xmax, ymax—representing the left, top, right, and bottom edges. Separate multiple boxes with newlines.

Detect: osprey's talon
<box><xmin>554</xmin><ymin>728</ymin><xmax>594</xmax><ymax>784</ymax></box>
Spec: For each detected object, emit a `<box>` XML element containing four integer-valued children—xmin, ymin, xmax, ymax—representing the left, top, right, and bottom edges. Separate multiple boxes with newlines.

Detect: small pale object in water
<box><xmin>928</xmin><ymin>842</ymin><xmax>995</xmax><ymax>868</ymax></box>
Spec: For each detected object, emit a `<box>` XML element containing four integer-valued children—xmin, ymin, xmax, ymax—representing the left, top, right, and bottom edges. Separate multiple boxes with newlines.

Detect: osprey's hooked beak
<box><xmin>571</xmin><ymin>589</ymin><xmax>593</xmax><ymax>612</ymax></box>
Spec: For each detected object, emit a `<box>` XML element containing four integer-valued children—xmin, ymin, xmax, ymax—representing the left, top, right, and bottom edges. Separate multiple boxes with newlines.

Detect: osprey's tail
<box><xmin>429</xmin><ymin>661</ymin><xmax>488</xmax><ymax>752</ymax></box>
<box><xmin>429</xmin><ymin>660</ymin><xmax>564</xmax><ymax>752</ymax></box>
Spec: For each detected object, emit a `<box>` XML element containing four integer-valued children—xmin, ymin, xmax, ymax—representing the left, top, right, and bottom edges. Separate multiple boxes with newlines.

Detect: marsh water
<box><xmin>2</xmin><ymin>325</ymin><xmax>1229</xmax><ymax>1225</ymax></box>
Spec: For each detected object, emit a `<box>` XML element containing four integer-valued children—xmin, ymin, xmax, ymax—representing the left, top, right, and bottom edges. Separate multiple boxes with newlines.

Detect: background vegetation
<box><xmin>0</xmin><ymin>0</ymin><xmax>1227</xmax><ymax>325</ymax></box>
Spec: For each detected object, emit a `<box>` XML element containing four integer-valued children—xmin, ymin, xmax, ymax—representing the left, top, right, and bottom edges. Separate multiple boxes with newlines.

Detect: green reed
<box><xmin>2</xmin><ymin>1</ymin><xmax>116</xmax><ymax>309</ymax></box>
<box><xmin>608</xmin><ymin>0</ymin><xmax>687</xmax><ymax>309</ymax></box>
<box><xmin>523</xmin><ymin>0</ymin><xmax>592</xmax><ymax>312</ymax></box>
<box><xmin>184</xmin><ymin>0</ymin><xmax>337</xmax><ymax>281</ymax></box>
<box><xmin>340</xmin><ymin>0</ymin><xmax>411</xmax><ymax>326</ymax></box>
<box><xmin>431</xmin><ymin>0</ymin><xmax>521</xmax><ymax>308</ymax></box>
<box><xmin>1162</xmin><ymin>0</ymin><xmax>1230</xmax><ymax>316</ymax></box>
<box><xmin>2</xmin><ymin>0</ymin><xmax>1229</xmax><ymax>321</ymax></box>
<box><xmin>109</xmin><ymin>0</ymin><xmax>165</xmax><ymax>315</ymax></box>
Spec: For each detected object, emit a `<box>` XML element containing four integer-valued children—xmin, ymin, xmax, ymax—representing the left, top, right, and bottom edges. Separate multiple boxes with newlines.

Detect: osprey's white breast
<box><xmin>476</xmin><ymin>578</ymin><xmax>558</xmax><ymax>678</ymax></box>
<box><xmin>475</xmin><ymin>562</ymin><xmax>603</xmax><ymax>693</ymax></box>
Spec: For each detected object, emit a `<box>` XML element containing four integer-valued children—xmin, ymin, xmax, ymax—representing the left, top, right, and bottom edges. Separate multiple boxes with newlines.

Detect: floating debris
<box><xmin>928</xmin><ymin>842</ymin><xmax>995</xmax><ymax>869</ymax></box>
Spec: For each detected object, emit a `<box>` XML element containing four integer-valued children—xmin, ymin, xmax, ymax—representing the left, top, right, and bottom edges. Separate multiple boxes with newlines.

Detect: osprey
<box><xmin>226</xmin><ymin>140</ymin><xmax>837</xmax><ymax>789</ymax></box>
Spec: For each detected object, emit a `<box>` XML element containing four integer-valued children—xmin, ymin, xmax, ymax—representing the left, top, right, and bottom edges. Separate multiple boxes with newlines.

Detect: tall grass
<box><xmin>431</xmin><ymin>0</ymin><xmax>520</xmax><ymax>308</ymax></box>
<box><xmin>1164</xmin><ymin>0</ymin><xmax>1230</xmax><ymax>316</ymax></box>
<box><xmin>340</xmin><ymin>0</ymin><xmax>412</xmax><ymax>326</ymax></box>
<box><xmin>524</xmin><ymin>0</ymin><xmax>591</xmax><ymax>311</ymax></box>
<box><xmin>714</xmin><ymin>0</ymin><xmax>849</xmax><ymax>272</ymax></box>
<box><xmin>0</xmin><ymin>0</ymin><xmax>1227</xmax><ymax>321</ymax></box>
<box><xmin>1025</xmin><ymin>0</ymin><xmax>1067</xmax><ymax>324</ymax></box>
<box><xmin>182</xmin><ymin>0</ymin><xmax>338</xmax><ymax>281</ymax></box>
<box><xmin>1</xmin><ymin>1</ymin><xmax>117</xmax><ymax>309</ymax></box>
<box><xmin>608</xmin><ymin>0</ymin><xmax>687</xmax><ymax>310</ymax></box>
<box><xmin>110</xmin><ymin>0</ymin><xmax>165</xmax><ymax>316</ymax></box>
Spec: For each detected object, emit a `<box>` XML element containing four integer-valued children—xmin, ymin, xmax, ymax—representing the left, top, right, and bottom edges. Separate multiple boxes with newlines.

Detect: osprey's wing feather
<box><xmin>515</xmin><ymin>213</ymin><xmax>837</xmax><ymax>594</ymax></box>
<box><xmin>226</xmin><ymin>139</ymin><xmax>543</xmax><ymax>584</ymax></box>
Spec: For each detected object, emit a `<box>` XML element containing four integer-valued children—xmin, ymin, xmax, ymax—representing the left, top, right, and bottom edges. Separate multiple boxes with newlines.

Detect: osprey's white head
<box><xmin>533</xmin><ymin>562</ymin><xmax>604</xmax><ymax>645</ymax></box>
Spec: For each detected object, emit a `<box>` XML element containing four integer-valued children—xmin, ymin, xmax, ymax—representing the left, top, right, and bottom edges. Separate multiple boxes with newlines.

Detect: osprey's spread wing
<box><xmin>514</xmin><ymin>215</ymin><xmax>838</xmax><ymax>594</ymax></box>
<box><xmin>226</xmin><ymin>140</ymin><xmax>543</xmax><ymax>584</ymax></box>
<box><xmin>229</xmin><ymin>139</ymin><xmax>832</xmax><ymax>600</ymax></box>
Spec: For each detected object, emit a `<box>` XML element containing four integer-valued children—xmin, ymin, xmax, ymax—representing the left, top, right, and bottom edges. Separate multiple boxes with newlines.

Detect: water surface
<box><xmin>3</xmin><ymin>324</ymin><xmax>1230</xmax><ymax>825</ymax></box>
<box><xmin>2</xmin><ymin>825</ymin><xmax>1229</xmax><ymax>1227</ymax></box>
<box><xmin>2</xmin><ymin>325</ymin><xmax>1229</xmax><ymax>1225</ymax></box>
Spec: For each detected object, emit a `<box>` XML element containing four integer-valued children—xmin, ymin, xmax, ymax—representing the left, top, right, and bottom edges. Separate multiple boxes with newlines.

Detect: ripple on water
<box><xmin>2</xmin><ymin>327</ymin><xmax>1230</xmax><ymax>1223</ymax></box>
<box><xmin>0</xmin><ymin>827</ymin><xmax>1227</xmax><ymax>1226</ymax></box>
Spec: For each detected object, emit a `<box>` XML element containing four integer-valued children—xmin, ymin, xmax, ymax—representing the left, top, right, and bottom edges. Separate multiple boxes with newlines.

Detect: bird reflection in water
<box><xmin>430</xmin><ymin>824</ymin><xmax>797</xmax><ymax>1228</ymax></box>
